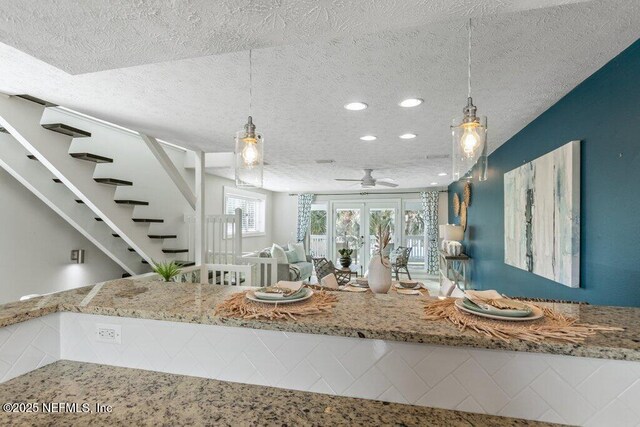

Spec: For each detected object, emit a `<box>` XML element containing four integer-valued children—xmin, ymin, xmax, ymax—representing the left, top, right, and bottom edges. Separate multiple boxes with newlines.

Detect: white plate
<box><xmin>396</xmin><ymin>288</ymin><xmax>421</xmax><ymax>295</ymax></box>
<box><xmin>246</xmin><ymin>288</ymin><xmax>314</xmax><ymax>304</ymax></box>
<box><xmin>350</xmin><ymin>281</ymin><xmax>369</xmax><ymax>288</ymax></box>
<box><xmin>340</xmin><ymin>285</ymin><xmax>369</xmax><ymax>293</ymax></box>
<box><xmin>394</xmin><ymin>282</ymin><xmax>422</xmax><ymax>290</ymax></box>
<box><xmin>454</xmin><ymin>299</ymin><xmax>544</xmax><ymax>321</ymax></box>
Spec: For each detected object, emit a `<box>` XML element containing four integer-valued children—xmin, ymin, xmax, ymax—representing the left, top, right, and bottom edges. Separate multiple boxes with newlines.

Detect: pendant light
<box><xmin>235</xmin><ymin>49</ymin><xmax>264</xmax><ymax>188</ymax></box>
<box><xmin>451</xmin><ymin>18</ymin><xmax>488</xmax><ymax>182</ymax></box>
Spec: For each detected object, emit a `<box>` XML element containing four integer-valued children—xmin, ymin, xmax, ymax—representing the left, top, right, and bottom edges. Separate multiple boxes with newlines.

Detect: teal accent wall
<box><xmin>449</xmin><ymin>39</ymin><xmax>640</xmax><ymax>307</ymax></box>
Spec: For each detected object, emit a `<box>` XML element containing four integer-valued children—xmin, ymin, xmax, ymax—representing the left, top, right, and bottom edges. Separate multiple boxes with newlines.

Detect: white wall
<box><xmin>271</xmin><ymin>191</ymin><xmax>298</xmax><ymax>245</ymax></box>
<box><xmin>271</xmin><ymin>189</ymin><xmax>449</xmax><ymax>246</ymax></box>
<box><xmin>0</xmin><ymin>168</ymin><xmax>125</xmax><ymax>304</ymax></box>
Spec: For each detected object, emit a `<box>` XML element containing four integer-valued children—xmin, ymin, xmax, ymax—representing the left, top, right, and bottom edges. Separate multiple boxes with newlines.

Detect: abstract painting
<box><xmin>504</xmin><ymin>141</ymin><xmax>580</xmax><ymax>288</ymax></box>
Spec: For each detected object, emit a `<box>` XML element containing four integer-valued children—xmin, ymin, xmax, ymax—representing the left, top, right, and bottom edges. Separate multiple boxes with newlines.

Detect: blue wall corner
<box><xmin>448</xmin><ymin>38</ymin><xmax>640</xmax><ymax>307</ymax></box>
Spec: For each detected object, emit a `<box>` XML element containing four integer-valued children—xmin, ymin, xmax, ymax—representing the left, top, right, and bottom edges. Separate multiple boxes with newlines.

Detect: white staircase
<box><xmin>0</xmin><ymin>94</ymin><xmax>195</xmax><ymax>275</ymax></box>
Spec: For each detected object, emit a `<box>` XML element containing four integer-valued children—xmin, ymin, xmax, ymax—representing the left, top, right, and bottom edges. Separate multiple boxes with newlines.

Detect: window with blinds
<box><xmin>224</xmin><ymin>192</ymin><xmax>265</xmax><ymax>235</ymax></box>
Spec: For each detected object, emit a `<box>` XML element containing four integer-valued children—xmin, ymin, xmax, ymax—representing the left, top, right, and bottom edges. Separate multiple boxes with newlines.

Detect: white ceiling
<box><xmin>0</xmin><ymin>0</ymin><xmax>591</xmax><ymax>74</ymax></box>
<box><xmin>0</xmin><ymin>0</ymin><xmax>638</xmax><ymax>192</ymax></box>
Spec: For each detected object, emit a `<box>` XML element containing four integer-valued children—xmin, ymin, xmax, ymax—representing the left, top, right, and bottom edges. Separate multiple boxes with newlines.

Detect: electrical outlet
<box><xmin>95</xmin><ymin>324</ymin><xmax>121</xmax><ymax>344</ymax></box>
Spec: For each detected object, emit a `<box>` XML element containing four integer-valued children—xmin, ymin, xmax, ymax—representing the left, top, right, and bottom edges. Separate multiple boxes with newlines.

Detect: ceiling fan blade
<box><xmin>376</xmin><ymin>181</ymin><xmax>399</xmax><ymax>187</ymax></box>
<box><xmin>335</xmin><ymin>178</ymin><xmax>362</xmax><ymax>182</ymax></box>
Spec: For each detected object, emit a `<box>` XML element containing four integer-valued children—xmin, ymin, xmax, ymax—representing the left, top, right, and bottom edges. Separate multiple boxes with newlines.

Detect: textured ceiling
<box><xmin>0</xmin><ymin>0</ymin><xmax>638</xmax><ymax>192</ymax></box>
<box><xmin>0</xmin><ymin>0</ymin><xmax>591</xmax><ymax>74</ymax></box>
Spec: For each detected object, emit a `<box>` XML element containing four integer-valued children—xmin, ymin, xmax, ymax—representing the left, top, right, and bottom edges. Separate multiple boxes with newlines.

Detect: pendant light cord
<box><xmin>249</xmin><ymin>49</ymin><xmax>253</xmax><ymax>115</ymax></box>
<box><xmin>467</xmin><ymin>18</ymin><xmax>472</xmax><ymax>99</ymax></box>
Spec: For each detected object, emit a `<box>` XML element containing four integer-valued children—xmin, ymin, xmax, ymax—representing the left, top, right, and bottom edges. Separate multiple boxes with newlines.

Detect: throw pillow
<box><xmin>320</xmin><ymin>273</ymin><xmax>339</xmax><ymax>289</ymax></box>
<box><xmin>284</xmin><ymin>250</ymin><xmax>300</xmax><ymax>264</ymax></box>
<box><xmin>289</xmin><ymin>242</ymin><xmax>307</xmax><ymax>263</ymax></box>
<box><xmin>270</xmin><ymin>244</ymin><xmax>288</xmax><ymax>264</ymax></box>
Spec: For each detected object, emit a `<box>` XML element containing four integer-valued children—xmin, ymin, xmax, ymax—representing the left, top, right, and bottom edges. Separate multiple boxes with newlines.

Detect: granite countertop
<box><xmin>1</xmin><ymin>279</ymin><xmax>639</xmax><ymax>361</ymax></box>
<box><xmin>0</xmin><ymin>360</ymin><xmax>560</xmax><ymax>426</ymax></box>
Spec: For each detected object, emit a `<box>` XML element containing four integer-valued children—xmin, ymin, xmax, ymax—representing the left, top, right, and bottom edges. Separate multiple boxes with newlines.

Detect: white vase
<box><xmin>368</xmin><ymin>254</ymin><xmax>392</xmax><ymax>294</ymax></box>
<box><xmin>447</xmin><ymin>241</ymin><xmax>463</xmax><ymax>256</ymax></box>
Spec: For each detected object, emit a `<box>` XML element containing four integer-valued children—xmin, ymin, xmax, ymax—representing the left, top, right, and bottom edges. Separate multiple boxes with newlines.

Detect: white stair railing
<box><xmin>240</xmin><ymin>255</ymin><xmax>278</xmax><ymax>287</ymax></box>
<box><xmin>185</xmin><ymin>208</ymin><xmax>243</xmax><ymax>264</ymax></box>
<box><xmin>131</xmin><ymin>263</ymin><xmax>252</xmax><ymax>286</ymax></box>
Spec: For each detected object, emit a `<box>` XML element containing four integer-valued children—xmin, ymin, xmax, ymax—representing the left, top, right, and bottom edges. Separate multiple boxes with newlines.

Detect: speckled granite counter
<box><xmin>1</xmin><ymin>278</ymin><xmax>639</xmax><ymax>361</ymax></box>
<box><xmin>0</xmin><ymin>361</ymin><xmax>559</xmax><ymax>426</ymax></box>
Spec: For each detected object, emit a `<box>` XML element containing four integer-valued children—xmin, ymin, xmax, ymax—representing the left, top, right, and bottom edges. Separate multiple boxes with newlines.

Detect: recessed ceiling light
<box><xmin>399</xmin><ymin>98</ymin><xmax>423</xmax><ymax>108</ymax></box>
<box><xmin>399</xmin><ymin>133</ymin><xmax>417</xmax><ymax>139</ymax></box>
<box><xmin>438</xmin><ymin>172</ymin><xmax>447</xmax><ymax>176</ymax></box>
<box><xmin>344</xmin><ymin>102</ymin><xmax>368</xmax><ymax>111</ymax></box>
<box><xmin>430</xmin><ymin>182</ymin><xmax>438</xmax><ymax>186</ymax></box>
<box><xmin>360</xmin><ymin>135</ymin><xmax>377</xmax><ymax>141</ymax></box>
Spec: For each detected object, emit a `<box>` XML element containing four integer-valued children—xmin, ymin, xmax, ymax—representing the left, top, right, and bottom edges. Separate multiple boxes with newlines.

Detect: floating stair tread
<box><xmin>148</xmin><ymin>234</ymin><xmax>177</xmax><ymax>239</ymax></box>
<box><xmin>162</xmin><ymin>249</ymin><xmax>189</xmax><ymax>254</ymax></box>
<box><xmin>115</xmin><ymin>200</ymin><xmax>149</xmax><ymax>206</ymax></box>
<box><xmin>176</xmin><ymin>260</ymin><xmax>196</xmax><ymax>267</ymax></box>
<box><xmin>42</xmin><ymin>123</ymin><xmax>91</xmax><ymax>138</ymax></box>
<box><xmin>132</xmin><ymin>218</ymin><xmax>163</xmax><ymax>223</ymax></box>
<box><xmin>70</xmin><ymin>152</ymin><xmax>113</xmax><ymax>163</ymax></box>
<box><xmin>52</xmin><ymin>178</ymin><xmax>62</xmax><ymax>183</ymax></box>
<box><xmin>27</xmin><ymin>154</ymin><xmax>38</xmax><ymax>160</ymax></box>
<box><xmin>142</xmin><ymin>259</ymin><xmax>194</xmax><ymax>266</ymax></box>
<box><xmin>17</xmin><ymin>94</ymin><xmax>57</xmax><ymax>107</ymax></box>
<box><xmin>94</xmin><ymin>178</ymin><xmax>133</xmax><ymax>186</ymax></box>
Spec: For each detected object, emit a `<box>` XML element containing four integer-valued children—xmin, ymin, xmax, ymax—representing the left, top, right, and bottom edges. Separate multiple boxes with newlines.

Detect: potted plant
<box><xmin>337</xmin><ymin>234</ymin><xmax>353</xmax><ymax>268</ymax></box>
<box><xmin>338</xmin><ymin>247</ymin><xmax>353</xmax><ymax>268</ymax></box>
<box><xmin>368</xmin><ymin>223</ymin><xmax>392</xmax><ymax>294</ymax></box>
<box><xmin>152</xmin><ymin>261</ymin><xmax>182</xmax><ymax>282</ymax></box>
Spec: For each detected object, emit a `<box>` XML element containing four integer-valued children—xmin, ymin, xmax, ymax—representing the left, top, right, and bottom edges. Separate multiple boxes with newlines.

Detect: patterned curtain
<box><xmin>296</xmin><ymin>194</ymin><xmax>315</xmax><ymax>242</ymax></box>
<box><xmin>421</xmin><ymin>191</ymin><xmax>439</xmax><ymax>274</ymax></box>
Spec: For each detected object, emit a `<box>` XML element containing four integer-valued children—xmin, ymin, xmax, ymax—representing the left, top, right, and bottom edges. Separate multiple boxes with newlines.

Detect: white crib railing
<box><xmin>185</xmin><ymin>208</ymin><xmax>243</xmax><ymax>264</ymax></box>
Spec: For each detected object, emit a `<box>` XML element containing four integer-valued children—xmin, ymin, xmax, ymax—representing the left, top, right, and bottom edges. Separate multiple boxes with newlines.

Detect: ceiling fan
<box><xmin>335</xmin><ymin>169</ymin><xmax>398</xmax><ymax>188</ymax></box>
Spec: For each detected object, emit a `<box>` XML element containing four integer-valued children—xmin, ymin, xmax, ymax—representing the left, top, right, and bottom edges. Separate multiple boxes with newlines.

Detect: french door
<box><xmin>330</xmin><ymin>201</ymin><xmax>400</xmax><ymax>269</ymax></box>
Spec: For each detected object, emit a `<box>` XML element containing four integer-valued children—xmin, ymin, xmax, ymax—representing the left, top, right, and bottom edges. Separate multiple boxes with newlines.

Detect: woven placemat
<box><xmin>423</xmin><ymin>298</ymin><xmax>623</xmax><ymax>344</ymax></box>
<box><xmin>215</xmin><ymin>290</ymin><xmax>338</xmax><ymax>320</ymax></box>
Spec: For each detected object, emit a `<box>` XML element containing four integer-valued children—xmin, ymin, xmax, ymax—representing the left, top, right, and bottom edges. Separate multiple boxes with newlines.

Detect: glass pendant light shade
<box><xmin>451</xmin><ymin>18</ymin><xmax>489</xmax><ymax>182</ymax></box>
<box><xmin>235</xmin><ymin>116</ymin><xmax>264</xmax><ymax>188</ymax></box>
<box><xmin>477</xmin><ymin>137</ymin><xmax>488</xmax><ymax>181</ymax></box>
<box><xmin>451</xmin><ymin>98</ymin><xmax>487</xmax><ymax>181</ymax></box>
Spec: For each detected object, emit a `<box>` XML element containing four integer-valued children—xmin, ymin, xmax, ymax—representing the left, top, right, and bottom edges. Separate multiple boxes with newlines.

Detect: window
<box><xmin>309</xmin><ymin>204</ymin><xmax>328</xmax><ymax>258</ymax></box>
<box><xmin>224</xmin><ymin>187</ymin><xmax>266</xmax><ymax>236</ymax></box>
